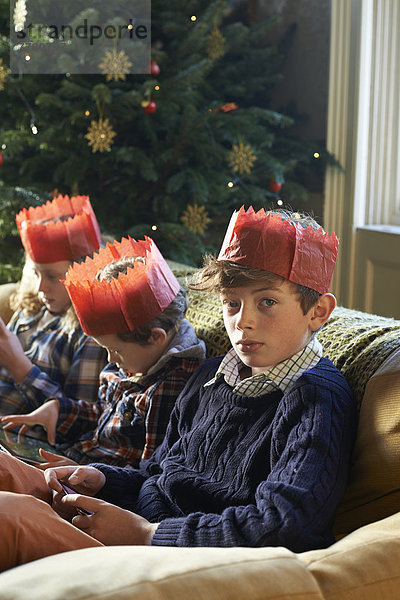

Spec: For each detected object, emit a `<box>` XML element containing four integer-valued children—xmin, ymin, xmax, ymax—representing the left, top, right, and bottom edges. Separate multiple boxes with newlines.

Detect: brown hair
<box><xmin>189</xmin><ymin>258</ymin><xmax>320</xmax><ymax>315</ymax></box>
<box><xmin>97</xmin><ymin>257</ymin><xmax>188</xmax><ymax>345</ymax></box>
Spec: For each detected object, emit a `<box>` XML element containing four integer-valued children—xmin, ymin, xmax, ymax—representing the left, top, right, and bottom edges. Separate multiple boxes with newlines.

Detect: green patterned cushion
<box><xmin>318</xmin><ymin>307</ymin><xmax>400</xmax><ymax>408</ymax></box>
<box><xmin>170</xmin><ymin>263</ymin><xmax>400</xmax><ymax>409</ymax></box>
<box><xmin>170</xmin><ymin>263</ymin><xmax>231</xmax><ymax>358</ymax></box>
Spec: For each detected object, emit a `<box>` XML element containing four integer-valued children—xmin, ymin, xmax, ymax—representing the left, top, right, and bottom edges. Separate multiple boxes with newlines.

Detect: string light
<box><xmin>227</xmin><ymin>181</ymin><xmax>234</xmax><ymax>188</ymax></box>
<box><xmin>313</xmin><ymin>152</ymin><xmax>320</xmax><ymax>159</ymax></box>
<box><xmin>84</xmin><ymin>110</ymin><xmax>90</xmax><ymax>117</ymax></box>
<box><xmin>190</xmin><ymin>15</ymin><xmax>197</xmax><ymax>21</ymax></box>
<box><xmin>31</xmin><ymin>124</ymin><xmax>38</xmax><ymax>135</ymax></box>
<box><xmin>128</xmin><ymin>23</ymin><xmax>133</xmax><ymax>30</ymax></box>
<box><xmin>151</xmin><ymin>225</ymin><xmax>157</xmax><ymax>231</ymax></box>
<box><xmin>1</xmin><ymin>144</ymin><xmax>6</xmax><ymax>150</ymax></box>
<box><xmin>154</xmin><ymin>85</ymin><xmax>160</xmax><ymax>91</ymax></box>
<box><xmin>24</xmin><ymin>54</ymin><xmax>31</xmax><ymax>61</ymax></box>
<box><xmin>277</xmin><ymin>199</ymin><xmax>283</xmax><ymax>206</ymax></box>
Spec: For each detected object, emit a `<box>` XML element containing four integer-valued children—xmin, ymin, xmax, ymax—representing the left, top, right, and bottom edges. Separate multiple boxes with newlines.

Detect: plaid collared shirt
<box><xmin>56</xmin><ymin>320</ymin><xmax>205</xmax><ymax>466</ymax></box>
<box><xmin>204</xmin><ymin>336</ymin><xmax>323</xmax><ymax>397</ymax></box>
<box><xmin>57</xmin><ymin>356</ymin><xmax>203</xmax><ymax>467</ymax></box>
<box><xmin>0</xmin><ymin>308</ymin><xmax>107</xmax><ymax>415</ymax></box>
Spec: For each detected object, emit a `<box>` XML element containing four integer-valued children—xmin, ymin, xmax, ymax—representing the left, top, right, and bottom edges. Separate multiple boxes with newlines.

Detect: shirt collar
<box><xmin>204</xmin><ymin>336</ymin><xmax>323</xmax><ymax>397</ymax></box>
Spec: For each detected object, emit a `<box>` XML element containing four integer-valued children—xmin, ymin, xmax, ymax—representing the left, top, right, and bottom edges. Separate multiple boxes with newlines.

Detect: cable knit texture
<box><xmin>93</xmin><ymin>356</ymin><xmax>356</xmax><ymax>552</ymax></box>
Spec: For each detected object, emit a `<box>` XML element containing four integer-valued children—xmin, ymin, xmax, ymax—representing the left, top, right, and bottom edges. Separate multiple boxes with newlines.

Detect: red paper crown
<box><xmin>218</xmin><ymin>206</ymin><xmax>339</xmax><ymax>294</ymax></box>
<box><xmin>16</xmin><ymin>195</ymin><xmax>101</xmax><ymax>263</ymax></box>
<box><xmin>63</xmin><ymin>236</ymin><xmax>180</xmax><ymax>336</ymax></box>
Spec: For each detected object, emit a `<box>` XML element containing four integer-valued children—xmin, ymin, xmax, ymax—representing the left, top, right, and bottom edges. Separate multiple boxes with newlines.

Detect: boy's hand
<box><xmin>36</xmin><ymin>448</ymin><xmax>78</xmax><ymax>470</ymax></box>
<box><xmin>0</xmin><ymin>317</ymin><xmax>34</xmax><ymax>381</ymax></box>
<box><xmin>44</xmin><ymin>465</ymin><xmax>106</xmax><ymax>496</ymax></box>
<box><xmin>61</xmin><ymin>494</ymin><xmax>159</xmax><ymax>545</ymax></box>
<box><xmin>0</xmin><ymin>399</ymin><xmax>60</xmax><ymax>445</ymax></box>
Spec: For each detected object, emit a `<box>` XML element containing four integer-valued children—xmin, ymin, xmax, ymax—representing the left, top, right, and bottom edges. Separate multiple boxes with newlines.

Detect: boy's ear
<box><xmin>309</xmin><ymin>293</ymin><xmax>336</xmax><ymax>331</ymax></box>
<box><xmin>149</xmin><ymin>327</ymin><xmax>168</xmax><ymax>346</ymax></box>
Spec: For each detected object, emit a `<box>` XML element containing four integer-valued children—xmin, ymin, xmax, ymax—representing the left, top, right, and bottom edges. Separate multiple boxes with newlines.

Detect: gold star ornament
<box><xmin>0</xmin><ymin>59</ymin><xmax>9</xmax><ymax>90</ymax></box>
<box><xmin>205</xmin><ymin>26</ymin><xmax>226</xmax><ymax>61</ymax></box>
<box><xmin>99</xmin><ymin>48</ymin><xmax>132</xmax><ymax>82</ymax></box>
<box><xmin>228</xmin><ymin>140</ymin><xmax>257</xmax><ymax>175</ymax></box>
<box><xmin>85</xmin><ymin>118</ymin><xmax>117</xmax><ymax>153</ymax></box>
<box><xmin>181</xmin><ymin>203</ymin><xmax>211</xmax><ymax>235</ymax></box>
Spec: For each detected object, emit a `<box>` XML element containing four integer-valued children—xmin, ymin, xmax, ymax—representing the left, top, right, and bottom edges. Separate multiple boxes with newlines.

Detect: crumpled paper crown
<box><xmin>218</xmin><ymin>206</ymin><xmax>339</xmax><ymax>294</ymax></box>
<box><xmin>63</xmin><ymin>236</ymin><xmax>180</xmax><ymax>336</ymax></box>
<box><xmin>16</xmin><ymin>195</ymin><xmax>101</xmax><ymax>263</ymax></box>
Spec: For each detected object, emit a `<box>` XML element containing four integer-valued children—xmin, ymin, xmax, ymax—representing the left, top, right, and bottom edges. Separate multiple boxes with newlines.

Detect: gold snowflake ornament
<box><xmin>181</xmin><ymin>203</ymin><xmax>211</xmax><ymax>236</ymax></box>
<box><xmin>228</xmin><ymin>140</ymin><xmax>257</xmax><ymax>175</ymax></box>
<box><xmin>205</xmin><ymin>26</ymin><xmax>226</xmax><ymax>61</ymax></box>
<box><xmin>85</xmin><ymin>118</ymin><xmax>117</xmax><ymax>153</ymax></box>
<box><xmin>0</xmin><ymin>59</ymin><xmax>9</xmax><ymax>90</ymax></box>
<box><xmin>99</xmin><ymin>48</ymin><xmax>132</xmax><ymax>82</ymax></box>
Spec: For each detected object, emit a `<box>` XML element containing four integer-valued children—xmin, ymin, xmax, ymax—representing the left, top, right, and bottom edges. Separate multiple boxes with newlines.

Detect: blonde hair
<box><xmin>10</xmin><ymin>256</ymin><xmax>80</xmax><ymax>333</ymax></box>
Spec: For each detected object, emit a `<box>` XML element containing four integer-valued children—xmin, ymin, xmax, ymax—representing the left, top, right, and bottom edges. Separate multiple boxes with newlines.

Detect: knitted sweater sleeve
<box><xmin>91</xmin><ymin>359</ymin><xmax>219</xmax><ymax>509</ymax></box>
<box><xmin>151</xmin><ymin>376</ymin><xmax>356</xmax><ymax>551</ymax></box>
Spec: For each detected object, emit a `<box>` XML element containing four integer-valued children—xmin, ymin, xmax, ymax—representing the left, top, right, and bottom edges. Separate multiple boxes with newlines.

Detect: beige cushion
<box><xmin>0</xmin><ymin>546</ymin><xmax>323</xmax><ymax>600</ymax></box>
<box><xmin>303</xmin><ymin>511</ymin><xmax>400</xmax><ymax>600</ymax></box>
<box><xmin>333</xmin><ymin>347</ymin><xmax>400</xmax><ymax>538</ymax></box>
<box><xmin>1</xmin><ymin>513</ymin><xmax>400</xmax><ymax>600</ymax></box>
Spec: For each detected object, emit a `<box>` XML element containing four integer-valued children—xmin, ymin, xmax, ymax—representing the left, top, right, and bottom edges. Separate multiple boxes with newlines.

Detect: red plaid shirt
<box><xmin>56</xmin><ymin>321</ymin><xmax>205</xmax><ymax>466</ymax></box>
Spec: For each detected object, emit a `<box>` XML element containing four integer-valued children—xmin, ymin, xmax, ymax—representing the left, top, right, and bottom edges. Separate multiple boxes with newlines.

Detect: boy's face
<box><xmin>221</xmin><ymin>279</ymin><xmax>319</xmax><ymax>375</ymax></box>
<box><xmin>31</xmin><ymin>260</ymin><xmax>72</xmax><ymax>315</ymax></box>
<box><xmin>91</xmin><ymin>333</ymin><xmax>160</xmax><ymax>376</ymax></box>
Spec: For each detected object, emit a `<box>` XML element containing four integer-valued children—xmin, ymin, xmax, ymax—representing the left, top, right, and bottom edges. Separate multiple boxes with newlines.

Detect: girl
<box><xmin>0</xmin><ymin>195</ymin><xmax>107</xmax><ymax>418</ymax></box>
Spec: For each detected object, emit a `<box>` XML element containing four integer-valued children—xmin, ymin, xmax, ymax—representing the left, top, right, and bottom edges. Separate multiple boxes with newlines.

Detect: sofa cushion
<box><xmin>317</xmin><ymin>307</ymin><xmax>400</xmax><ymax>408</ymax></box>
<box><xmin>0</xmin><ymin>545</ymin><xmax>323</xmax><ymax>600</ymax></box>
<box><xmin>333</xmin><ymin>346</ymin><xmax>400</xmax><ymax>537</ymax></box>
<box><xmin>302</xmin><ymin>511</ymin><xmax>400</xmax><ymax>600</ymax></box>
<box><xmin>1</xmin><ymin>513</ymin><xmax>400</xmax><ymax>600</ymax></box>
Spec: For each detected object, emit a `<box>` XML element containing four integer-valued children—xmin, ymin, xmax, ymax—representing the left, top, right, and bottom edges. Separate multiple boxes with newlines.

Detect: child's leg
<box><xmin>0</xmin><ymin>453</ymin><xmax>51</xmax><ymax>503</ymax></box>
<box><xmin>0</xmin><ymin>492</ymin><xmax>103</xmax><ymax>571</ymax></box>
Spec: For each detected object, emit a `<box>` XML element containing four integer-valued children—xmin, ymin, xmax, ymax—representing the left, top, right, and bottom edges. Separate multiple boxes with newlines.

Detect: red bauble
<box><xmin>0</xmin><ymin>152</ymin><xmax>3</xmax><ymax>166</ymax></box>
<box><xmin>143</xmin><ymin>101</ymin><xmax>157</xmax><ymax>114</ymax></box>
<box><xmin>150</xmin><ymin>60</ymin><xmax>160</xmax><ymax>76</ymax></box>
<box><xmin>269</xmin><ymin>180</ymin><xmax>282</xmax><ymax>193</ymax></box>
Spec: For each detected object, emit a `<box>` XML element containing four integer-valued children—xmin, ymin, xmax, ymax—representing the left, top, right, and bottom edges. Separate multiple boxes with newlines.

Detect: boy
<box><xmin>0</xmin><ymin>207</ymin><xmax>357</xmax><ymax>571</ymax></box>
<box><xmin>1</xmin><ymin>236</ymin><xmax>205</xmax><ymax>466</ymax></box>
<box><xmin>0</xmin><ymin>195</ymin><xmax>107</xmax><ymax>417</ymax></box>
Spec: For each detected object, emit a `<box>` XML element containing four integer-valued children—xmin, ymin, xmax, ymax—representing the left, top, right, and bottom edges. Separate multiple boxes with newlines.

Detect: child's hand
<box><xmin>36</xmin><ymin>448</ymin><xmax>78</xmax><ymax>470</ymax></box>
<box><xmin>44</xmin><ymin>465</ymin><xmax>106</xmax><ymax>496</ymax></box>
<box><xmin>61</xmin><ymin>495</ymin><xmax>159</xmax><ymax>545</ymax></box>
<box><xmin>0</xmin><ymin>399</ymin><xmax>60</xmax><ymax>445</ymax></box>
<box><xmin>0</xmin><ymin>317</ymin><xmax>34</xmax><ymax>381</ymax></box>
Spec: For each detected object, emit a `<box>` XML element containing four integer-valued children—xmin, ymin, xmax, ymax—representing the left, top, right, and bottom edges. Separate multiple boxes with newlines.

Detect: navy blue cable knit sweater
<box><xmin>94</xmin><ymin>356</ymin><xmax>356</xmax><ymax>552</ymax></box>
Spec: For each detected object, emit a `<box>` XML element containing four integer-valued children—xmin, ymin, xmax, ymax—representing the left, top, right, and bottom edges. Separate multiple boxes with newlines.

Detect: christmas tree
<box><xmin>0</xmin><ymin>0</ymin><xmax>334</xmax><ymax>281</ymax></box>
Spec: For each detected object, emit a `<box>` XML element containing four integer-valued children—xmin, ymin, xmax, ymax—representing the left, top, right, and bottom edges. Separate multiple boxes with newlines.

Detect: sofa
<box><xmin>0</xmin><ymin>267</ymin><xmax>400</xmax><ymax>600</ymax></box>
